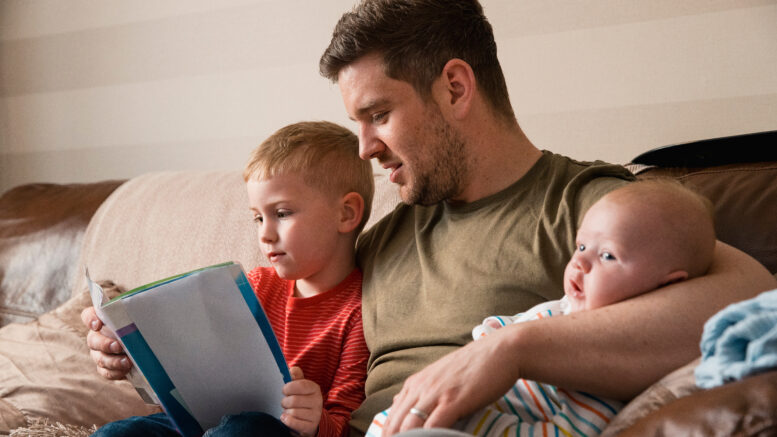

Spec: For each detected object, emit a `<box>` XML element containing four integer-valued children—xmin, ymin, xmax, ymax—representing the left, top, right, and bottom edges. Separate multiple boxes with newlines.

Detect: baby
<box><xmin>369</xmin><ymin>178</ymin><xmax>717</xmax><ymax>437</ymax></box>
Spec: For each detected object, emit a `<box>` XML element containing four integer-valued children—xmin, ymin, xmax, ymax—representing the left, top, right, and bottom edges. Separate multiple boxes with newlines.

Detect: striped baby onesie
<box><xmin>366</xmin><ymin>298</ymin><xmax>622</xmax><ymax>437</ymax></box>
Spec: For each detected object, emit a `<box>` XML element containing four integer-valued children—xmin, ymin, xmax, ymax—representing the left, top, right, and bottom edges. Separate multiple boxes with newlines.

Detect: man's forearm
<box><xmin>510</xmin><ymin>241</ymin><xmax>777</xmax><ymax>400</ymax></box>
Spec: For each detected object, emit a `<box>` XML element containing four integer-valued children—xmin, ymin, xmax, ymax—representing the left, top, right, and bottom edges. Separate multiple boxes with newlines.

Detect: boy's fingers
<box><xmin>283</xmin><ymin>379</ymin><xmax>320</xmax><ymax>396</ymax></box>
<box><xmin>281</xmin><ymin>412</ymin><xmax>316</xmax><ymax>437</ymax></box>
<box><xmin>290</xmin><ymin>366</ymin><xmax>304</xmax><ymax>380</ymax></box>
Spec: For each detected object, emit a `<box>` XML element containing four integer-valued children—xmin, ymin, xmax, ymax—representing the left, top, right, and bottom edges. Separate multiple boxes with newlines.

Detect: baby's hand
<box><xmin>281</xmin><ymin>366</ymin><xmax>322</xmax><ymax>437</ymax></box>
<box><xmin>471</xmin><ymin>317</ymin><xmax>506</xmax><ymax>340</ymax></box>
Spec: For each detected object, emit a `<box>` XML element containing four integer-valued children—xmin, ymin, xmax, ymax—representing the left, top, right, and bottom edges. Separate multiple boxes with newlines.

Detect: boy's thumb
<box><xmin>290</xmin><ymin>366</ymin><xmax>304</xmax><ymax>380</ymax></box>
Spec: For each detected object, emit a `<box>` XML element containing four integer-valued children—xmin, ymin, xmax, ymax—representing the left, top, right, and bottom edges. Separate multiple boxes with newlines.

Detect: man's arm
<box><xmin>382</xmin><ymin>242</ymin><xmax>777</xmax><ymax>435</ymax></box>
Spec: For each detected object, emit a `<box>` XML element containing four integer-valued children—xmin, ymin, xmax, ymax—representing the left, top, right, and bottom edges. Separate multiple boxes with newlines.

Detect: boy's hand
<box><xmin>80</xmin><ymin>306</ymin><xmax>132</xmax><ymax>380</ymax></box>
<box><xmin>281</xmin><ymin>366</ymin><xmax>323</xmax><ymax>437</ymax></box>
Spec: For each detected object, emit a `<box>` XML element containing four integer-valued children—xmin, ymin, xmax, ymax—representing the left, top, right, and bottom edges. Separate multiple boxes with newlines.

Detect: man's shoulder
<box><xmin>540</xmin><ymin>150</ymin><xmax>635</xmax><ymax>182</ymax></box>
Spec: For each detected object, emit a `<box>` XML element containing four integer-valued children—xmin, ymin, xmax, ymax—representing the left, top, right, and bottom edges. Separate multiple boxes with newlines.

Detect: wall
<box><xmin>1</xmin><ymin>0</ymin><xmax>776</xmax><ymax>193</ymax></box>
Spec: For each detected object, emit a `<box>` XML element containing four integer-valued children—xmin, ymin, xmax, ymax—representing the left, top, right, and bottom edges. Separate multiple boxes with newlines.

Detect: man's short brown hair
<box><xmin>320</xmin><ymin>0</ymin><xmax>515</xmax><ymax>120</ymax></box>
<box><xmin>244</xmin><ymin>121</ymin><xmax>374</xmax><ymax>232</ymax></box>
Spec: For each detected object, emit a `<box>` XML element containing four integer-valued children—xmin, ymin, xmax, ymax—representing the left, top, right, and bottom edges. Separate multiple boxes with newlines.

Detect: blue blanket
<box><xmin>695</xmin><ymin>288</ymin><xmax>777</xmax><ymax>389</ymax></box>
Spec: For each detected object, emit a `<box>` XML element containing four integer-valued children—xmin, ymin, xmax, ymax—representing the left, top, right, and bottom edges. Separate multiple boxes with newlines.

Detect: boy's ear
<box><xmin>661</xmin><ymin>270</ymin><xmax>689</xmax><ymax>286</ymax></box>
<box><xmin>338</xmin><ymin>192</ymin><xmax>365</xmax><ymax>234</ymax></box>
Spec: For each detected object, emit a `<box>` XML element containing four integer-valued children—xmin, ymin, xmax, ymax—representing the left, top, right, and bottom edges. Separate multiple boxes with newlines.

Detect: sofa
<box><xmin>1</xmin><ymin>132</ymin><xmax>776</xmax><ymax>436</ymax></box>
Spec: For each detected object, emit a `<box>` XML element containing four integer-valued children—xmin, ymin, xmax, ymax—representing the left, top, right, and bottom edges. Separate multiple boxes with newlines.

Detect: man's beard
<box><xmin>402</xmin><ymin>109</ymin><xmax>468</xmax><ymax>206</ymax></box>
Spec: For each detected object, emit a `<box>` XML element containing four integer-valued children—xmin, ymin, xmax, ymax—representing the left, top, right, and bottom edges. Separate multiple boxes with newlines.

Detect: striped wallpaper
<box><xmin>1</xmin><ymin>0</ymin><xmax>776</xmax><ymax>193</ymax></box>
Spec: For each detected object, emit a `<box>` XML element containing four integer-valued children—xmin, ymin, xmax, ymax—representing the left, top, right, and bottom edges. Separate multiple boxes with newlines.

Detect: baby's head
<box><xmin>564</xmin><ymin>179</ymin><xmax>716</xmax><ymax>312</ymax></box>
<box><xmin>244</xmin><ymin>121</ymin><xmax>374</xmax><ymax>280</ymax></box>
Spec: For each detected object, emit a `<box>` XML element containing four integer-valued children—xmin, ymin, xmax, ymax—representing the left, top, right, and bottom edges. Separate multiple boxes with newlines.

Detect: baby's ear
<box><xmin>338</xmin><ymin>192</ymin><xmax>365</xmax><ymax>234</ymax></box>
<box><xmin>661</xmin><ymin>270</ymin><xmax>689</xmax><ymax>286</ymax></box>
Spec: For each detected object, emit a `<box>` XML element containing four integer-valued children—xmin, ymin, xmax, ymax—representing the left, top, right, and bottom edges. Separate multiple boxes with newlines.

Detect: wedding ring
<box><xmin>409</xmin><ymin>407</ymin><xmax>430</xmax><ymax>422</ymax></box>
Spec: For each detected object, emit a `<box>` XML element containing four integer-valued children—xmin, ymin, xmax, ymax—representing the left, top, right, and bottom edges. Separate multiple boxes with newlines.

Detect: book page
<box><xmin>122</xmin><ymin>267</ymin><xmax>286</xmax><ymax>430</ymax></box>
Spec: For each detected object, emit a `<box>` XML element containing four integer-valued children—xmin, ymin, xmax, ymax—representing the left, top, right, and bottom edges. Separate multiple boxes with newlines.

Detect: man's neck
<box><xmin>450</xmin><ymin>118</ymin><xmax>542</xmax><ymax>204</ymax></box>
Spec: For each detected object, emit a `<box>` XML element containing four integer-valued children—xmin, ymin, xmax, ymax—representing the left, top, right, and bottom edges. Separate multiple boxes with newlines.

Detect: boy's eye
<box><xmin>600</xmin><ymin>252</ymin><xmax>616</xmax><ymax>261</ymax></box>
<box><xmin>578</xmin><ymin>244</ymin><xmax>586</xmax><ymax>252</ymax></box>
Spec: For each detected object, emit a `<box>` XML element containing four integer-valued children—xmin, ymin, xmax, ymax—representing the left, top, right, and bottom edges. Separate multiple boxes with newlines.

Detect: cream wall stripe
<box><xmin>521</xmin><ymin>93</ymin><xmax>777</xmax><ymax>164</ymax></box>
<box><xmin>502</xmin><ymin>5</ymin><xmax>777</xmax><ymax>115</ymax></box>
<box><xmin>486</xmin><ymin>0</ymin><xmax>776</xmax><ymax>38</ymax></box>
<box><xmin>0</xmin><ymin>1</ymin><xmax>353</xmax><ymax>97</ymax></box>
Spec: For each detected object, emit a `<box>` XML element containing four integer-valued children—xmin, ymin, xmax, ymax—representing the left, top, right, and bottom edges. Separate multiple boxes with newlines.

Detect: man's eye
<box><xmin>277</xmin><ymin>210</ymin><xmax>292</xmax><ymax>219</ymax></box>
<box><xmin>372</xmin><ymin>112</ymin><xmax>387</xmax><ymax>123</ymax></box>
<box><xmin>600</xmin><ymin>252</ymin><xmax>616</xmax><ymax>261</ymax></box>
<box><xmin>578</xmin><ymin>244</ymin><xmax>586</xmax><ymax>252</ymax></box>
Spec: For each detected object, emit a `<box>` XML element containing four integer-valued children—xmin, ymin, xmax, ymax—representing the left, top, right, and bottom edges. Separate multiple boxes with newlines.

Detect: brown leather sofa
<box><xmin>0</xmin><ymin>132</ymin><xmax>775</xmax><ymax>436</ymax></box>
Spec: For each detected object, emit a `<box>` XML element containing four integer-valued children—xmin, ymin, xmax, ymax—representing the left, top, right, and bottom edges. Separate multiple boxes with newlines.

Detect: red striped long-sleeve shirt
<box><xmin>248</xmin><ymin>266</ymin><xmax>368</xmax><ymax>437</ymax></box>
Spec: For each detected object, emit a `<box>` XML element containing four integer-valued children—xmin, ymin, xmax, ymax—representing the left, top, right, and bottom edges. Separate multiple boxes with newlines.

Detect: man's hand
<box><xmin>80</xmin><ymin>306</ymin><xmax>132</xmax><ymax>380</ymax></box>
<box><xmin>281</xmin><ymin>366</ymin><xmax>323</xmax><ymax>437</ymax></box>
<box><xmin>382</xmin><ymin>327</ymin><xmax>521</xmax><ymax>436</ymax></box>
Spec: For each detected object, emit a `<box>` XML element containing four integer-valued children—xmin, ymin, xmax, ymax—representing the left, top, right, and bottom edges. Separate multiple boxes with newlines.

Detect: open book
<box><xmin>87</xmin><ymin>262</ymin><xmax>290</xmax><ymax>437</ymax></box>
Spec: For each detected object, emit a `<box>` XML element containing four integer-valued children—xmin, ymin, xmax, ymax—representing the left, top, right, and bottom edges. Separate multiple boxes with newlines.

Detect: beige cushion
<box><xmin>0</xmin><ymin>282</ymin><xmax>160</xmax><ymax>434</ymax></box>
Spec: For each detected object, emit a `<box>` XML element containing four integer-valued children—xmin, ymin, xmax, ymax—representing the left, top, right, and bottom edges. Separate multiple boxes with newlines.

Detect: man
<box><xmin>318</xmin><ymin>0</ymin><xmax>776</xmax><ymax>436</ymax></box>
<box><xmin>84</xmin><ymin>1</ymin><xmax>775</xmax><ymax>436</ymax></box>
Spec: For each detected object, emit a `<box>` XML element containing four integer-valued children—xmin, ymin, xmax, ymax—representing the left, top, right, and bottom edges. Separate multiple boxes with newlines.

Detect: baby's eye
<box><xmin>578</xmin><ymin>244</ymin><xmax>586</xmax><ymax>252</ymax></box>
<box><xmin>253</xmin><ymin>215</ymin><xmax>263</xmax><ymax>223</ymax></box>
<box><xmin>600</xmin><ymin>252</ymin><xmax>616</xmax><ymax>261</ymax></box>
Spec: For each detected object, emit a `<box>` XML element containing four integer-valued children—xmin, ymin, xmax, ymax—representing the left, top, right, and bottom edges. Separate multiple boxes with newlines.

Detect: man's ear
<box><xmin>338</xmin><ymin>192</ymin><xmax>365</xmax><ymax>234</ymax></box>
<box><xmin>661</xmin><ymin>270</ymin><xmax>689</xmax><ymax>286</ymax></box>
<box><xmin>437</xmin><ymin>58</ymin><xmax>475</xmax><ymax>120</ymax></box>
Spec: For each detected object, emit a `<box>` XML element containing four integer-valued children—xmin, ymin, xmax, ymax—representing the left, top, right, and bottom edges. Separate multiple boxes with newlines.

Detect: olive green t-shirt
<box><xmin>351</xmin><ymin>151</ymin><xmax>634</xmax><ymax>433</ymax></box>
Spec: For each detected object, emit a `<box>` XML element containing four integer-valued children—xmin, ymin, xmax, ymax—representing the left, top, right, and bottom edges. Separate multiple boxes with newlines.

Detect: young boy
<box><xmin>368</xmin><ymin>179</ymin><xmax>716</xmax><ymax>437</ymax></box>
<box><xmin>84</xmin><ymin>121</ymin><xmax>374</xmax><ymax>437</ymax></box>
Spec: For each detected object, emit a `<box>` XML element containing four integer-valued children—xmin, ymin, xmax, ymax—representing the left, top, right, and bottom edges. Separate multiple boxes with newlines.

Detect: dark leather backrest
<box><xmin>634</xmin><ymin>161</ymin><xmax>777</xmax><ymax>274</ymax></box>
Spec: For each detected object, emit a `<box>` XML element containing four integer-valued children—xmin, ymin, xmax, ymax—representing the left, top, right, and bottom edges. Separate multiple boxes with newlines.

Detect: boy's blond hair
<box><xmin>606</xmin><ymin>178</ymin><xmax>716</xmax><ymax>279</ymax></box>
<box><xmin>244</xmin><ymin>121</ymin><xmax>374</xmax><ymax>232</ymax></box>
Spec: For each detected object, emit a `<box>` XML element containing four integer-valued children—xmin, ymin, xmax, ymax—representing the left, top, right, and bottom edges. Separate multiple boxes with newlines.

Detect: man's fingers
<box><xmin>86</xmin><ymin>329</ymin><xmax>123</xmax><ymax>354</ymax></box>
<box><xmin>423</xmin><ymin>401</ymin><xmax>459</xmax><ymax>430</ymax></box>
<box><xmin>89</xmin><ymin>349</ymin><xmax>130</xmax><ymax>379</ymax></box>
<box><xmin>384</xmin><ymin>385</ymin><xmax>424</xmax><ymax>436</ymax></box>
<box><xmin>80</xmin><ymin>306</ymin><xmax>102</xmax><ymax>331</ymax></box>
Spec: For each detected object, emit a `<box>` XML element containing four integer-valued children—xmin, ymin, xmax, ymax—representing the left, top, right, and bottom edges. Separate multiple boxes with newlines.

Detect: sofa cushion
<box><xmin>0</xmin><ymin>281</ymin><xmax>160</xmax><ymax>435</ymax></box>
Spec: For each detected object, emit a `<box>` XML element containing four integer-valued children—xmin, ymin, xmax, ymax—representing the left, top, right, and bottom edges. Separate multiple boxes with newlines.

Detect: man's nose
<box><xmin>358</xmin><ymin>124</ymin><xmax>384</xmax><ymax>160</ymax></box>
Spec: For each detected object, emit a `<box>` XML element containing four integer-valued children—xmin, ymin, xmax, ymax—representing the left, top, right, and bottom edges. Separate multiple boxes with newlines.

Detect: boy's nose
<box><xmin>259</xmin><ymin>226</ymin><xmax>277</xmax><ymax>244</ymax></box>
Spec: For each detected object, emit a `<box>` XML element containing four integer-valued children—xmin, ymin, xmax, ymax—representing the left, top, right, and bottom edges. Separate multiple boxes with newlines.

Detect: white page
<box><xmin>123</xmin><ymin>268</ymin><xmax>286</xmax><ymax>429</ymax></box>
